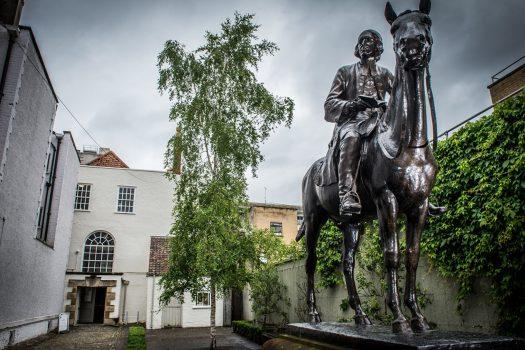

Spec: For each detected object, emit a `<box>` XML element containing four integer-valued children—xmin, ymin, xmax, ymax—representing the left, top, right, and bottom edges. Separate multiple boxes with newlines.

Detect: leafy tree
<box><xmin>424</xmin><ymin>93</ymin><xmax>525</xmax><ymax>335</ymax></box>
<box><xmin>157</xmin><ymin>12</ymin><xmax>293</xmax><ymax>349</ymax></box>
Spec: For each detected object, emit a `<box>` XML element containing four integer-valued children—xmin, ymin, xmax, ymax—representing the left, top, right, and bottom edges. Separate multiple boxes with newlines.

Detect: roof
<box><xmin>87</xmin><ymin>150</ymin><xmax>129</xmax><ymax>168</ymax></box>
<box><xmin>148</xmin><ymin>236</ymin><xmax>170</xmax><ymax>276</ymax></box>
<box><xmin>249</xmin><ymin>202</ymin><xmax>302</xmax><ymax>211</ymax></box>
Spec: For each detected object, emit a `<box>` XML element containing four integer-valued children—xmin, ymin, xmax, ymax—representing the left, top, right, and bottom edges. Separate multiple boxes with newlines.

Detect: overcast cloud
<box><xmin>21</xmin><ymin>0</ymin><xmax>525</xmax><ymax>205</ymax></box>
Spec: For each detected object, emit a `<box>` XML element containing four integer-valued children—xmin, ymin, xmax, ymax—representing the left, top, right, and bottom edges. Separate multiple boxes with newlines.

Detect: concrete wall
<box><xmin>263</xmin><ymin>258</ymin><xmax>498</xmax><ymax>333</ymax></box>
<box><xmin>0</xmin><ymin>27</ymin><xmax>79</xmax><ymax>348</ymax></box>
<box><xmin>67</xmin><ymin>166</ymin><xmax>174</xmax><ymax>323</ymax></box>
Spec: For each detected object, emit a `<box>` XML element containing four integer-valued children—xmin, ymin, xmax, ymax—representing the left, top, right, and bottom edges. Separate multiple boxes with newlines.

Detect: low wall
<box><xmin>269</xmin><ymin>258</ymin><xmax>497</xmax><ymax>333</ymax></box>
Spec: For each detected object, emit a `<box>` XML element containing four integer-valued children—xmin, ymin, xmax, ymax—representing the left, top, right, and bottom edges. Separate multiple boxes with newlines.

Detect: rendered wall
<box><xmin>67</xmin><ymin>166</ymin><xmax>175</xmax><ymax>323</ymax></box>
<box><xmin>0</xmin><ymin>28</ymin><xmax>79</xmax><ymax>348</ymax></box>
<box><xmin>267</xmin><ymin>258</ymin><xmax>498</xmax><ymax>333</ymax></box>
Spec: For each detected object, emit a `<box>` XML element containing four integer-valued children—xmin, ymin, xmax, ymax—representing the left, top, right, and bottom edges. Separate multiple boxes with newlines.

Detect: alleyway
<box><xmin>146</xmin><ymin>327</ymin><xmax>261</xmax><ymax>350</ymax></box>
<box><xmin>11</xmin><ymin>325</ymin><xmax>127</xmax><ymax>350</ymax></box>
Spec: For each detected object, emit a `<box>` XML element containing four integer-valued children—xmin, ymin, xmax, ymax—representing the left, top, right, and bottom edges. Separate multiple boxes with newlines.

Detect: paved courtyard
<box><xmin>11</xmin><ymin>324</ymin><xmax>127</xmax><ymax>350</ymax></box>
<box><xmin>146</xmin><ymin>327</ymin><xmax>261</xmax><ymax>350</ymax></box>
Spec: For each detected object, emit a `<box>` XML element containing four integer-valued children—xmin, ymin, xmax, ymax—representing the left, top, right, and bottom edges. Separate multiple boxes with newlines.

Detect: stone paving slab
<box><xmin>10</xmin><ymin>324</ymin><xmax>128</xmax><ymax>350</ymax></box>
<box><xmin>146</xmin><ymin>326</ymin><xmax>261</xmax><ymax>350</ymax></box>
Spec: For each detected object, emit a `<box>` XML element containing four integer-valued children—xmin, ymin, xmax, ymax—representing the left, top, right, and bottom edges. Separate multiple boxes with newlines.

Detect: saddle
<box><xmin>315</xmin><ymin>112</ymin><xmax>380</xmax><ymax>187</ymax></box>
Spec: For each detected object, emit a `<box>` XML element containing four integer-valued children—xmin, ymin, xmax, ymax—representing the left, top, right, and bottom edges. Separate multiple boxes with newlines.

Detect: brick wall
<box><xmin>488</xmin><ymin>64</ymin><xmax>525</xmax><ymax>104</ymax></box>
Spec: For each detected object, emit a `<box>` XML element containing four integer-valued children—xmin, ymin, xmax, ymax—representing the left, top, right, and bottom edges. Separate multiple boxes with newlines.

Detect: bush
<box><xmin>127</xmin><ymin>325</ymin><xmax>146</xmax><ymax>350</ymax></box>
<box><xmin>232</xmin><ymin>320</ymin><xmax>266</xmax><ymax>344</ymax></box>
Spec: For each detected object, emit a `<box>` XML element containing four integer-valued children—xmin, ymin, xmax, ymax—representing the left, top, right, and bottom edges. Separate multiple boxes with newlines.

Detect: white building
<box><xmin>0</xmin><ymin>22</ymin><xmax>80</xmax><ymax>348</ymax></box>
<box><xmin>64</xmin><ymin>148</ymin><xmax>225</xmax><ymax>329</ymax></box>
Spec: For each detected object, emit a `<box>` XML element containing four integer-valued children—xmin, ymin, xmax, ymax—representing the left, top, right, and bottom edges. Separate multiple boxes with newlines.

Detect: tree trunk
<box><xmin>210</xmin><ymin>283</ymin><xmax>217</xmax><ymax>350</ymax></box>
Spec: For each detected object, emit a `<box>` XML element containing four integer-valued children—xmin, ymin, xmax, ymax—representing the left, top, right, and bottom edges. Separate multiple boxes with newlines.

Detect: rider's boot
<box><xmin>338</xmin><ymin>135</ymin><xmax>361</xmax><ymax>216</ymax></box>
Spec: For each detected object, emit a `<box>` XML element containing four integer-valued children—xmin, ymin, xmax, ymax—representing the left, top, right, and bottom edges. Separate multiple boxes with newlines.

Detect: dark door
<box><xmin>93</xmin><ymin>287</ymin><xmax>107</xmax><ymax>324</ymax></box>
<box><xmin>78</xmin><ymin>287</ymin><xmax>95</xmax><ymax>323</ymax></box>
<box><xmin>231</xmin><ymin>288</ymin><xmax>243</xmax><ymax>321</ymax></box>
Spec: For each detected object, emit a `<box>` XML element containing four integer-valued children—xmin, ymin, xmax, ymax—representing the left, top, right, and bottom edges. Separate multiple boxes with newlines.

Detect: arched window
<box><xmin>82</xmin><ymin>231</ymin><xmax>115</xmax><ymax>273</ymax></box>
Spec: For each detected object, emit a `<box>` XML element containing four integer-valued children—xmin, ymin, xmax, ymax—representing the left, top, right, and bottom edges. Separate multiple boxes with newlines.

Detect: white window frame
<box><xmin>82</xmin><ymin>231</ymin><xmax>115</xmax><ymax>273</ymax></box>
<box><xmin>74</xmin><ymin>183</ymin><xmax>92</xmax><ymax>211</ymax></box>
<box><xmin>193</xmin><ymin>291</ymin><xmax>211</xmax><ymax>309</ymax></box>
<box><xmin>116</xmin><ymin>185</ymin><xmax>136</xmax><ymax>214</ymax></box>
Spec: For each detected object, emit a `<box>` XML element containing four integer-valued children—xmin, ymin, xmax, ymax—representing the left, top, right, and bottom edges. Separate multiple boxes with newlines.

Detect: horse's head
<box><xmin>385</xmin><ymin>0</ymin><xmax>433</xmax><ymax>71</ymax></box>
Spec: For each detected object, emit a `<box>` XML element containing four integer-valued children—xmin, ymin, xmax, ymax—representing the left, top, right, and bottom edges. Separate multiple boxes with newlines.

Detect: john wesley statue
<box><xmin>320</xmin><ymin>29</ymin><xmax>444</xmax><ymax>217</ymax></box>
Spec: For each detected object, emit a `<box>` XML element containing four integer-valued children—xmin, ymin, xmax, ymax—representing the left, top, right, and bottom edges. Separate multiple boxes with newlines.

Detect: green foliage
<box><xmin>232</xmin><ymin>320</ymin><xmax>265</xmax><ymax>344</ymax></box>
<box><xmin>249</xmin><ymin>229</ymin><xmax>294</xmax><ymax>326</ymax></box>
<box><xmin>250</xmin><ymin>266</ymin><xmax>290</xmax><ymax>326</ymax></box>
<box><xmin>126</xmin><ymin>326</ymin><xmax>146</xmax><ymax>350</ymax></box>
<box><xmin>316</xmin><ymin>221</ymin><xmax>344</xmax><ymax>288</ymax></box>
<box><xmin>423</xmin><ymin>93</ymin><xmax>525</xmax><ymax>335</ymax></box>
<box><xmin>157</xmin><ymin>11</ymin><xmax>294</xmax><ymax>307</ymax></box>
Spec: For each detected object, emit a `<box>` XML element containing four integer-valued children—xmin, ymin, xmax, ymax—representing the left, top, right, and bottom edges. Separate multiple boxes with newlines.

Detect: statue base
<box><xmin>261</xmin><ymin>322</ymin><xmax>524</xmax><ymax>350</ymax></box>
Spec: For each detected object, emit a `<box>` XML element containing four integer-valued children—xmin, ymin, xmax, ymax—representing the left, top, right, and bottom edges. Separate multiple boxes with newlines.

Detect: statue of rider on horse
<box><xmin>297</xmin><ymin>0</ymin><xmax>446</xmax><ymax>334</ymax></box>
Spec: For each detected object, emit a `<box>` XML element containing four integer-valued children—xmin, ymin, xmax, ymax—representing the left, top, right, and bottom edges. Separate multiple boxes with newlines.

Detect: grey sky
<box><xmin>21</xmin><ymin>0</ymin><xmax>525</xmax><ymax>205</ymax></box>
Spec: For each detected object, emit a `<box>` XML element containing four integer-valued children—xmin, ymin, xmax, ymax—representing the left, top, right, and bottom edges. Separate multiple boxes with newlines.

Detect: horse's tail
<box><xmin>295</xmin><ymin>221</ymin><xmax>306</xmax><ymax>242</ymax></box>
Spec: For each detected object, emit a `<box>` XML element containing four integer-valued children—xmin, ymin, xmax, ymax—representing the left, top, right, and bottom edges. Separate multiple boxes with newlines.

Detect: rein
<box><xmin>425</xmin><ymin>66</ymin><xmax>438</xmax><ymax>149</ymax></box>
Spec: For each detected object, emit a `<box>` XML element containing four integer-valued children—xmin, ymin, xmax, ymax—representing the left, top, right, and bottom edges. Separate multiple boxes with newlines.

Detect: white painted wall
<box><xmin>67</xmin><ymin>165</ymin><xmax>175</xmax><ymax>323</ymax></box>
<box><xmin>146</xmin><ymin>277</ymin><xmax>224</xmax><ymax>329</ymax></box>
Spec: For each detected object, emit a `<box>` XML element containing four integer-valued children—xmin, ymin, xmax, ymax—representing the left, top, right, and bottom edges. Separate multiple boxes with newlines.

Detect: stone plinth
<box><xmin>270</xmin><ymin>323</ymin><xmax>525</xmax><ymax>350</ymax></box>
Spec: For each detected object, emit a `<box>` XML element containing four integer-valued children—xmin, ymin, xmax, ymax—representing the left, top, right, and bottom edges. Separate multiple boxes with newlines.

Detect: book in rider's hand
<box><xmin>358</xmin><ymin>95</ymin><xmax>385</xmax><ymax>109</ymax></box>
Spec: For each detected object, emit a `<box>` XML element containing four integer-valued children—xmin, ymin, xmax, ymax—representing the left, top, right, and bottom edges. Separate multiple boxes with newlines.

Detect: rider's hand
<box><xmin>352</xmin><ymin>98</ymin><xmax>370</xmax><ymax>112</ymax></box>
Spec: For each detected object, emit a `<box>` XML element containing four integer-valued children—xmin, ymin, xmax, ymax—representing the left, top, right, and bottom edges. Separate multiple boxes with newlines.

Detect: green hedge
<box><xmin>232</xmin><ymin>320</ymin><xmax>266</xmax><ymax>344</ymax></box>
<box><xmin>127</xmin><ymin>325</ymin><xmax>146</xmax><ymax>350</ymax></box>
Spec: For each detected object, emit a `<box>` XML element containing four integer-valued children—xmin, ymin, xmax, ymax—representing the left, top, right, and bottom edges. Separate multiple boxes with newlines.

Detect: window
<box><xmin>37</xmin><ymin>143</ymin><xmax>58</xmax><ymax>244</ymax></box>
<box><xmin>82</xmin><ymin>231</ymin><xmax>115</xmax><ymax>273</ymax></box>
<box><xmin>297</xmin><ymin>213</ymin><xmax>304</xmax><ymax>226</ymax></box>
<box><xmin>74</xmin><ymin>184</ymin><xmax>91</xmax><ymax>211</ymax></box>
<box><xmin>194</xmin><ymin>291</ymin><xmax>211</xmax><ymax>307</ymax></box>
<box><xmin>270</xmin><ymin>222</ymin><xmax>283</xmax><ymax>236</ymax></box>
<box><xmin>117</xmin><ymin>186</ymin><xmax>135</xmax><ymax>213</ymax></box>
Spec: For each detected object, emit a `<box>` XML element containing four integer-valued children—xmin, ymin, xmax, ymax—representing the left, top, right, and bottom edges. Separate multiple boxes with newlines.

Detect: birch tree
<box><xmin>157</xmin><ymin>12</ymin><xmax>294</xmax><ymax>349</ymax></box>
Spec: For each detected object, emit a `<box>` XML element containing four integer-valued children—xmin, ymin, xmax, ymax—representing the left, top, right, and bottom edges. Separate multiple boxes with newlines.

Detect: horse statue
<box><xmin>298</xmin><ymin>0</ymin><xmax>438</xmax><ymax>334</ymax></box>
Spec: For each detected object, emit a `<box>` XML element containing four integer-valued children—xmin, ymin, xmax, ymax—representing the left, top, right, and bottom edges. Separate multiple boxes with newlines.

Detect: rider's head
<box><xmin>355</xmin><ymin>29</ymin><xmax>384</xmax><ymax>62</ymax></box>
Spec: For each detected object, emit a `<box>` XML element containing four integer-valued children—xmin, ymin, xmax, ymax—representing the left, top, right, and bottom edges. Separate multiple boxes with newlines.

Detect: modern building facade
<box><xmin>0</xmin><ymin>23</ymin><xmax>80</xmax><ymax>348</ymax></box>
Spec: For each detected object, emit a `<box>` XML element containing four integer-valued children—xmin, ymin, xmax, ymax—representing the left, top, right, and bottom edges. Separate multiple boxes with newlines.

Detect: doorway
<box><xmin>78</xmin><ymin>287</ymin><xmax>107</xmax><ymax>324</ymax></box>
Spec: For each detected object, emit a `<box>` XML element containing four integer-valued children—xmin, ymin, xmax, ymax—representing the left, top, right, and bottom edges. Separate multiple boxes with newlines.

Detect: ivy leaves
<box><xmin>424</xmin><ymin>93</ymin><xmax>525</xmax><ymax>335</ymax></box>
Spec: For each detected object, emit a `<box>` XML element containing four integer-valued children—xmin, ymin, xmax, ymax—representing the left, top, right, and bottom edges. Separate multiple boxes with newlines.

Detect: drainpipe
<box><xmin>0</xmin><ymin>25</ymin><xmax>18</xmax><ymax>108</ymax></box>
<box><xmin>150</xmin><ymin>273</ymin><xmax>155</xmax><ymax>329</ymax></box>
<box><xmin>121</xmin><ymin>279</ymin><xmax>129</xmax><ymax>324</ymax></box>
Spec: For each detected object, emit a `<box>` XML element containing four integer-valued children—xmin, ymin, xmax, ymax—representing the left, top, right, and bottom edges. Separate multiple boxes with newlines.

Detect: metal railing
<box><xmin>434</xmin><ymin>87</ymin><xmax>523</xmax><ymax>141</ymax></box>
<box><xmin>491</xmin><ymin>55</ymin><xmax>524</xmax><ymax>83</ymax></box>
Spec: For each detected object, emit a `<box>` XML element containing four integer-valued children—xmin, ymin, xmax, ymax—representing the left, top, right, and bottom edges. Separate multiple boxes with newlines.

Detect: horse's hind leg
<box><xmin>404</xmin><ymin>200</ymin><xmax>431</xmax><ymax>332</ymax></box>
<box><xmin>305</xmin><ymin>211</ymin><xmax>327</xmax><ymax>323</ymax></box>
<box><xmin>339</xmin><ymin>222</ymin><xmax>372</xmax><ymax>325</ymax></box>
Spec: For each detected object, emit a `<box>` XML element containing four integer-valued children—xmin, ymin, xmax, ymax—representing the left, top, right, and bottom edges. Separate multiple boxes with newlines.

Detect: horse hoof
<box><xmin>411</xmin><ymin>317</ymin><xmax>431</xmax><ymax>332</ymax></box>
<box><xmin>392</xmin><ymin>318</ymin><xmax>412</xmax><ymax>334</ymax></box>
<box><xmin>354</xmin><ymin>314</ymin><xmax>373</xmax><ymax>326</ymax></box>
<box><xmin>309</xmin><ymin>312</ymin><xmax>321</xmax><ymax>323</ymax></box>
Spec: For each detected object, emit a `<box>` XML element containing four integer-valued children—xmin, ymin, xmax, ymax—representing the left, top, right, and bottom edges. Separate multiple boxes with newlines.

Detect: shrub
<box><xmin>127</xmin><ymin>325</ymin><xmax>146</xmax><ymax>350</ymax></box>
<box><xmin>232</xmin><ymin>320</ymin><xmax>265</xmax><ymax>344</ymax></box>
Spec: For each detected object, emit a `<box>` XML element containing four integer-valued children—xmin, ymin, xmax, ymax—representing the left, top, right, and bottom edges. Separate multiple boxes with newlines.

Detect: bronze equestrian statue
<box><xmin>297</xmin><ymin>0</ymin><xmax>443</xmax><ymax>333</ymax></box>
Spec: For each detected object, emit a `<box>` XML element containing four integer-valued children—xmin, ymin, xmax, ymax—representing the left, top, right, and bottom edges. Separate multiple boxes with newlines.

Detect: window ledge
<box><xmin>192</xmin><ymin>306</ymin><xmax>211</xmax><ymax>309</ymax></box>
<box><xmin>35</xmin><ymin>237</ymin><xmax>54</xmax><ymax>249</ymax></box>
<box><xmin>114</xmin><ymin>212</ymin><xmax>136</xmax><ymax>215</ymax></box>
<box><xmin>74</xmin><ymin>209</ymin><xmax>91</xmax><ymax>212</ymax></box>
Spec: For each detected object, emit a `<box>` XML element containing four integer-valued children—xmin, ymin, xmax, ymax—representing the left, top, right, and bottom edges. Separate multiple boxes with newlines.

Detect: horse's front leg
<box><xmin>377</xmin><ymin>189</ymin><xmax>411</xmax><ymax>333</ymax></box>
<box><xmin>405</xmin><ymin>200</ymin><xmax>431</xmax><ymax>332</ymax></box>
<box><xmin>340</xmin><ymin>223</ymin><xmax>372</xmax><ymax>326</ymax></box>
<box><xmin>305</xmin><ymin>215</ymin><xmax>324</xmax><ymax>323</ymax></box>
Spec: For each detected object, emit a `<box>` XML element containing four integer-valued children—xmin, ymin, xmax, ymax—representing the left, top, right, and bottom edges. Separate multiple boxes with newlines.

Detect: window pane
<box><xmin>82</xmin><ymin>231</ymin><xmax>115</xmax><ymax>273</ymax></box>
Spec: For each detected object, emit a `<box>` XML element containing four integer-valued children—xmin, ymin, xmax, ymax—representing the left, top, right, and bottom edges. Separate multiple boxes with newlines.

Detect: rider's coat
<box><xmin>317</xmin><ymin>62</ymin><xmax>394</xmax><ymax>186</ymax></box>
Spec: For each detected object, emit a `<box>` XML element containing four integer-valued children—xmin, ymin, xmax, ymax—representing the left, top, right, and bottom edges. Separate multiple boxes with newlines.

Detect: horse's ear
<box><xmin>385</xmin><ymin>2</ymin><xmax>398</xmax><ymax>25</ymax></box>
<box><xmin>419</xmin><ymin>0</ymin><xmax>431</xmax><ymax>14</ymax></box>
